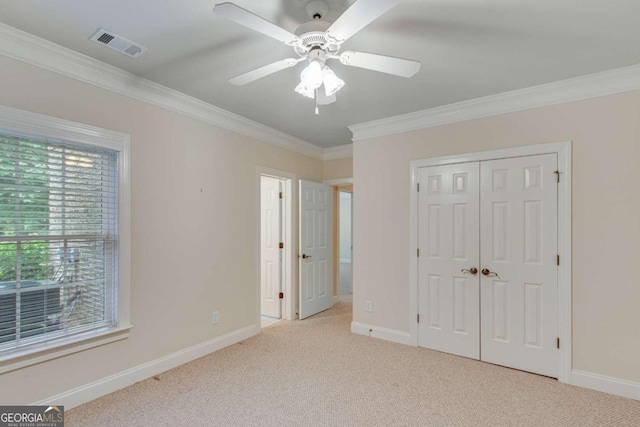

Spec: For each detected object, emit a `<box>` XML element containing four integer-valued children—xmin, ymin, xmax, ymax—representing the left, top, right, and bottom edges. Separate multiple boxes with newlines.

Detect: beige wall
<box><xmin>353</xmin><ymin>90</ymin><xmax>640</xmax><ymax>383</ymax></box>
<box><xmin>323</xmin><ymin>156</ymin><xmax>353</xmax><ymax>181</ymax></box>
<box><xmin>0</xmin><ymin>55</ymin><xmax>323</xmax><ymax>404</ymax></box>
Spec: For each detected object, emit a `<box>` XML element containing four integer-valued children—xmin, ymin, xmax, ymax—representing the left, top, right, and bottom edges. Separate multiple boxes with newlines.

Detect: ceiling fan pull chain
<box><xmin>315</xmin><ymin>89</ymin><xmax>320</xmax><ymax>115</ymax></box>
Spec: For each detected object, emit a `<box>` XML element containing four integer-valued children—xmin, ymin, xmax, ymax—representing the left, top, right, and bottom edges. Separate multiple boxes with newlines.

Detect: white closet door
<box><xmin>480</xmin><ymin>154</ymin><xmax>558</xmax><ymax>377</ymax></box>
<box><xmin>418</xmin><ymin>162</ymin><xmax>480</xmax><ymax>359</ymax></box>
<box><xmin>261</xmin><ymin>177</ymin><xmax>282</xmax><ymax>318</ymax></box>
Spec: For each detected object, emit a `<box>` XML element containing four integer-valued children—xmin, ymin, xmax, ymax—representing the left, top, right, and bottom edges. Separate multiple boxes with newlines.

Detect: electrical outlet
<box><xmin>211</xmin><ymin>310</ymin><xmax>219</xmax><ymax>324</ymax></box>
<box><xmin>365</xmin><ymin>301</ymin><xmax>373</xmax><ymax>313</ymax></box>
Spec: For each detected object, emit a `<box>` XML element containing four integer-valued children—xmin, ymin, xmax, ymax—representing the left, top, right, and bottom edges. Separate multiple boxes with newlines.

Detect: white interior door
<box><xmin>418</xmin><ymin>163</ymin><xmax>480</xmax><ymax>359</ymax></box>
<box><xmin>299</xmin><ymin>180</ymin><xmax>333</xmax><ymax>319</ymax></box>
<box><xmin>261</xmin><ymin>177</ymin><xmax>282</xmax><ymax>318</ymax></box>
<box><xmin>417</xmin><ymin>153</ymin><xmax>559</xmax><ymax>377</ymax></box>
<box><xmin>480</xmin><ymin>154</ymin><xmax>558</xmax><ymax>377</ymax></box>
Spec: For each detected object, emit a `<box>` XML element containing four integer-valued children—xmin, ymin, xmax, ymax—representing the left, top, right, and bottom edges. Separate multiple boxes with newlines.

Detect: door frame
<box><xmin>257</xmin><ymin>167</ymin><xmax>296</xmax><ymax>322</ymax></box>
<box><xmin>409</xmin><ymin>141</ymin><xmax>572</xmax><ymax>383</ymax></box>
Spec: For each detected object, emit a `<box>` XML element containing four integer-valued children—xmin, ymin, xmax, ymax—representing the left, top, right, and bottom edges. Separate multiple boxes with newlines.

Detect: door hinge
<box><xmin>279</xmin><ymin>242</ymin><xmax>284</xmax><ymax>249</ymax></box>
<box><xmin>554</xmin><ymin>170</ymin><xmax>560</xmax><ymax>183</ymax></box>
<box><xmin>417</xmin><ymin>248</ymin><xmax>420</xmax><ymax>257</ymax></box>
<box><xmin>417</xmin><ymin>313</ymin><xmax>420</xmax><ymax>323</ymax></box>
<box><xmin>279</xmin><ymin>191</ymin><xmax>283</xmax><ymax>199</ymax></box>
<box><xmin>279</xmin><ymin>292</ymin><xmax>284</xmax><ymax>299</ymax></box>
<box><xmin>417</xmin><ymin>182</ymin><xmax>420</xmax><ymax>192</ymax></box>
<box><xmin>557</xmin><ymin>337</ymin><xmax>560</xmax><ymax>349</ymax></box>
<box><xmin>557</xmin><ymin>255</ymin><xmax>560</xmax><ymax>266</ymax></box>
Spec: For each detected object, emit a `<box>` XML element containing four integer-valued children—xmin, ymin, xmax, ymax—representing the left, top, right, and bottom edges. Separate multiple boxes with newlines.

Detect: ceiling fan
<box><xmin>213</xmin><ymin>0</ymin><xmax>421</xmax><ymax>114</ymax></box>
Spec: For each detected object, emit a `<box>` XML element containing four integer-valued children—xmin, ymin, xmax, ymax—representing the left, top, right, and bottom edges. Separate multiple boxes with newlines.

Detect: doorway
<box><xmin>339</xmin><ymin>189</ymin><xmax>353</xmax><ymax>297</ymax></box>
<box><xmin>258</xmin><ymin>169</ymin><xmax>294</xmax><ymax>327</ymax></box>
<box><xmin>326</xmin><ymin>180</ymin><xmax>354</xmax><ymax>305</ymax></box>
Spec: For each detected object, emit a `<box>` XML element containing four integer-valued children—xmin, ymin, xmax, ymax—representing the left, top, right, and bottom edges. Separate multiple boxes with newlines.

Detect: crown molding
<box><xmin>349</xmin><ymin>62</ymin><xmax>640</xmax><ymax>142</ymax></box>
<box><xmin>323</xmin><ymin>144</ymin><xmax>353</xmax><ymax>160</ymax></box>
<box><xmin>0</xmin><ymin>22</ymin><xmax>324</xmax><ymax>159</ymax></box>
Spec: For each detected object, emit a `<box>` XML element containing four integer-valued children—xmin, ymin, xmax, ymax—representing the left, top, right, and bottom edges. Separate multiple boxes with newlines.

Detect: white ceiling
<box><xmin>1</xmin><ymin>0</ymin><xmax>640</xmax><ymax>148</ymax></box>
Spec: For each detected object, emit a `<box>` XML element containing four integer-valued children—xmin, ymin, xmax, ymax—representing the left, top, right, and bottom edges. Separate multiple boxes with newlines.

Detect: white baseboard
<box><xmin>351</xmin><ymin>321</ymin><xmax>411</xmax><ymax>346</ymax></box>
<box><xmin>33</xmin><ymin>324</ymin><xmax>260</xmax><ymax>409</ymax></box>
<box><xmin>571</xmin><ymin>370</ymin><xmax>640</xmax><ymax>401</ymax></box>
<box><xmin>333</xmin><ymin>295</ymin><xmax>340</xmax><ymax>305</ymax></box>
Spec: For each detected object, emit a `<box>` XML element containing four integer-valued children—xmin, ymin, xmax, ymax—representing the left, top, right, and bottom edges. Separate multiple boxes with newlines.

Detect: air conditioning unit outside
<box><xmin>0</xmin><ymin>280</ymin><xmax>61</xmax><ymax>344</ymax></box>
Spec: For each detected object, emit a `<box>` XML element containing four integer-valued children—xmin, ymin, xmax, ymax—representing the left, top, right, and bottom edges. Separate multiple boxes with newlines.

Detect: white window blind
<box><xmin>0</xmin><ymin>131</ymin><xmax>119</xmax><ymax>356</ymax></box>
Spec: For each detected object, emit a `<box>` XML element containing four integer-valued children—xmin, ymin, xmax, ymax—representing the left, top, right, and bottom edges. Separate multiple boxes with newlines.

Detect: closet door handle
<box><xmin>461</xmin><ymin>267</ymin><xmax>478</xmax><ymax>275</ymax></box>
<box><xmin>481</xmin><ymin>268</ymin><xmax>500</xmax><ymax>279</ymax></box>
<box><xmin>302</xmin><ymin>254</ymin><xmax>312</xmax><ymax>259</ymax></box>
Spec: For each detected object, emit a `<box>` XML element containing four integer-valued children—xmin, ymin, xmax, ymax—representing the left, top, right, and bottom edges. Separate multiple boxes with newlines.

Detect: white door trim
<box><xmin>323</xmin><ymin>178</ymin><xmax>353</xmax><ymax>186</ymax></box>
<box><xmin>409</xmin><ymin>141</ymin><xmax>572</xmax><ymax>384</ymax></box>
<box><xmin>257</xmin><ymin>167</ymin><xmax>296</xmax><ymax>321</ymax></box>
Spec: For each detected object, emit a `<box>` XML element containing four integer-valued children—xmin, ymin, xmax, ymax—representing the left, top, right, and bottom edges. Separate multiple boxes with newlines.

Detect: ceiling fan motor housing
<box><xmin>307</xmin><ymin>47</ymin><xmax>328</xmax><ymax>64</ymax></box>
<box><xmin>294</xmin><ymin>20</ymin><xmax>339</xmax><ymax>56</ymax></box>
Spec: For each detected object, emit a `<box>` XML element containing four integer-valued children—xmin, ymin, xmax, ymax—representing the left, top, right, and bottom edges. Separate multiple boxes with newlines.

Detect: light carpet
<box><xmin>67</xmin><ymin>302</ymin><xmax>640</xmax><ymax>426</ymax></box>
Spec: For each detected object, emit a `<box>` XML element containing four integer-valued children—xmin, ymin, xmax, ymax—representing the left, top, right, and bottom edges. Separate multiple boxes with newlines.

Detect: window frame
<box><xmin>0</xmin><ymin>104</ymin><xmax>131</xmax><ymax>374</ymax></box>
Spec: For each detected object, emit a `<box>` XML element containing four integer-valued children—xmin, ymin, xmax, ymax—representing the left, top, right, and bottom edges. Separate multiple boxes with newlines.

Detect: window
<box><xmin>0</xmin><ymin>105</ymin><xmax>130</xmax><ymax>370</ymax></box>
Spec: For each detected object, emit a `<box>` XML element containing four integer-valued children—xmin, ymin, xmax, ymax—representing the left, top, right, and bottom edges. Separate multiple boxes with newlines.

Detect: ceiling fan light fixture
<box><xmin>322</xmin><ymin>66</ymin><xmax>345</xmax><ymax>97</ymax></box>
<box><xmin>296</xmin><ymin>59</ymin><xmax>326</xmax><ymax>99</ymax></box>
<box><xmin>299</xmin><ymin>60</ymin><xmax>324</xmax><ymax>90</ymax></box>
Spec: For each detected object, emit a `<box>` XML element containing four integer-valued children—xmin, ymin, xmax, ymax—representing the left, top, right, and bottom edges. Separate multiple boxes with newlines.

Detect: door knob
<box><xmin>302</xmin><ymin>254</ymin><xmax>312</xmax><ymax>259</ymax></box>
<box><xmin>461</xmin><ymin>267</ymin><xmax>478</xmax><ymax>275</ymax></box>
<box><xmin>481</xmin><ymin>268</ymin><xmax>500</xmax><ymax>279</ymax></box>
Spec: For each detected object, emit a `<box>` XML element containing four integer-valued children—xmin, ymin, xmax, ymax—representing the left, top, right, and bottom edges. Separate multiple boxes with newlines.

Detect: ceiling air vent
<box><xmin>90</xmin><ymin>28</ymin><xmax>147</xmax><ymax>58</ymax></box>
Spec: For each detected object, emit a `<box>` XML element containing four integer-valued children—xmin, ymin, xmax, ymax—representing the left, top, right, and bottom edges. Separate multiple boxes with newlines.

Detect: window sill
<box><xmin>0</xmin><ymin>325</ymin><xmax>133</xmax><ymax>374</ymax></box>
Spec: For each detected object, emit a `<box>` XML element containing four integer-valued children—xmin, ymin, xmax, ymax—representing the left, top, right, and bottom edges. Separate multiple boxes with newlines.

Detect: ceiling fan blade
<box><xmin>339</xmin><ymin>51</ymin><xmax>421</xmax><ymax>78</ymax></box>
<box><xmin>326</xmin><ymin>0</ymin><xmax>400</xmax><ymax>43</ymax></box>
<box><xmin>230</xmin><ymin>58</ymin><xmax>302</xmax><ymax>85</ymax></box>
<box><xmin>317</xmin><ymin>91</ymin><xmax>336</xmax><ymax>106</ymax></box>
<box><xmin>213</xmin><ymin>2</ymin><xmax>300</xmax><ymax>45</ymax></box>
